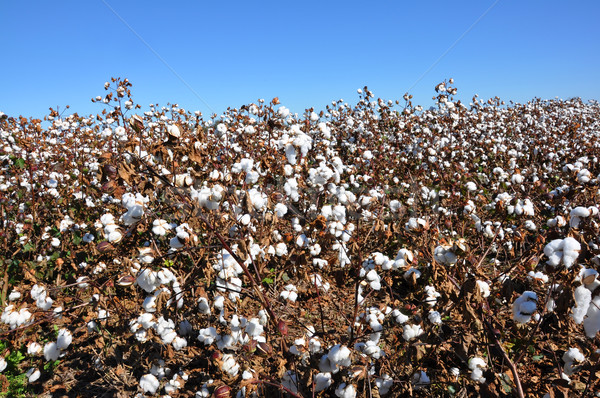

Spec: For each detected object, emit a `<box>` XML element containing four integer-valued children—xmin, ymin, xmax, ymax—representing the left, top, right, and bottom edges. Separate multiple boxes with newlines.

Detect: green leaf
<box><xmin>14</xmin><ymin>157</ymin><xmax>25</xmax><ymax>169</ymax></box>
<box><xmin>72</xmin><ymin>231</ymin><xmax>82</xmax><ymax>245</ymax></box>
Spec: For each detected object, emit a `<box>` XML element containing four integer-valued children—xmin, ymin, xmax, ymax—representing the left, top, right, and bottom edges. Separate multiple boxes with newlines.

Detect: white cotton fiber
<box><xmin>584</xmin><ymin>296</ymin><xmax>600</xmax><ymax>338</ymax></box>
<box><xmin>572</xmin><ymin>285</ymin><xmax>592</xmax><ymax>324</ymax></box>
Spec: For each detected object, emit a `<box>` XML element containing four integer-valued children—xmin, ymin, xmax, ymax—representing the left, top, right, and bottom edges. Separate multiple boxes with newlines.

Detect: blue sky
<box><xmin>1</xmin><ymin>1</ymin><xmax>599</xmax><ymax>119</ymax></box>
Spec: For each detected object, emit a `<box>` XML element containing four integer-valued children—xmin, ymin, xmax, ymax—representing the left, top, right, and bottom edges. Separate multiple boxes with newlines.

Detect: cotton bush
<box><xmin>2</xmin><ymin>78</ymin><xmax>600</xmax><ymax>396</ymax></box>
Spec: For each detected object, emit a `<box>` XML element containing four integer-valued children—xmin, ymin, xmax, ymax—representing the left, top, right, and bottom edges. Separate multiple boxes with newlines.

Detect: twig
<box><xmin>483</xmin><ymin>317</ymin><xmax>525</xmax><ymax>398</ymax></box>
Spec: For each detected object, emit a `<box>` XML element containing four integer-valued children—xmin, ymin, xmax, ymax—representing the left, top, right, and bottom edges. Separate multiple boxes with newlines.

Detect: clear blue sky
<box><xmin>1</xmin><ymin>1</ymin><xmax>599</xmax><ymax>119</ymax></box>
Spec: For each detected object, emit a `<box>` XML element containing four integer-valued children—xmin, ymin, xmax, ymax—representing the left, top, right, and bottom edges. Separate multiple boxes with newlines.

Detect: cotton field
<box><xmin>1</xmin><ymin>78</ymin><xmax>600</xmax><ymax>397</ymax></box>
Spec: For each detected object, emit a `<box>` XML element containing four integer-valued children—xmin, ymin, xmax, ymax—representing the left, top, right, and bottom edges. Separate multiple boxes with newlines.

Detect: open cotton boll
<box><xmin>468</xmin><ymin>357</ymin><xmax>487</xmax><ymax>383</ymax></box>
<box><xmin>544</xmin><ymin>237</ymin><xmax>581</xmax><ymax>269</ymax></box>
<box><xmin>274</xmin><ymin>203</ymin><xmax>288</xmax><ymax>218</ymax></box>
<box><xmin>27</xmin><ymin>342</ymin><xmax>42</xmax><ymax>355</ymax></box>
<box><xmin>476</xmin><ymin>280</ymin><xmax>491</xmax><ymax>298</ymax></box>
<box><xmin>221</xmin><ymin>354</ymin><xmax>240</xmax><ymax>377</ymax></box>
<box><xmin>571</xmin><ymin>206</ymin><xmax>591</xmax><ymax>218</ymax></box>
<box><xmin>512</xmin><ymin>291</ymin><xmax>537</xmax><ymax>323</ymax></box>
<box><xmin>43</xmin><ymin>342</ymin><xmax>61</xmax><ymax>361</ymax></box>
<box><xmin>562</xmin><ymin>347</ymin><xmax>585</xmax><ymax>376</ymax></box>
<box><xmin>375</xmin><ymin>374</ymin><xmax>393</xmax><ymax>395</ymax></box>
<box><xmin>424</xmin><ymin>285</ymin><xmax>441</xmax><ymax>307</ymax></box>
<box><xmin>583</xmin><ymin>296</ymin><xmax>600</xmax><ymax>338</ymax></box>
<box><xmin>402</xmin><ymin>324</ymin><xmax>423</xmax><ymax>341</ymax></box>
<box><xmin>280</xmin><ymin>284</ymin><xmax>298</xmax><ymax>302</ymax></box>
<box><xmin>56</xmin><ymin>328</ymin><xmax>72</xmax><ymax>350</ymax></box>
<box><xmin>172</xmin><ymin>336</ymin><xmax>187</xmax><ymax>351</ymax></box>
<box><xmin>0</xmin><ymin>357</ymin><xmax>7</xmax><ymax>373</ymax></box>
<box><xmin>572</xmin><ymin>285</ymin><xmax>592</xmax><ymax>324</ymax></box>
<box><xmin>562</xmin><ymin>237</ymin><xmax>581</xmax><ymax>268</ymax></box>
<box><xmin>198</xmin><ymin>297</ymin><xmax>211</xmax><ymax>315</ymax></box>
<box><xmin>152</xmin><ymin>219</ymin><xmax>173</xmax><ymax>236</ymax></box>
<box><xmin>140</xmin><ymin>373</ymin><xmax>160</xmax><ymax>394</ymax></box>
<box><xmin>8</xmin><ymin>290</ymin><xmax>21</xmax><ymax>301</ymax></box>
<box><xmin>434</xmin><ymin>245</ymin><xmax>457</xmax><ymax>266</ymax></box>
<box><xmin>527</xmin><ymin>271</ymin><xmax>549</xmax><ymax>283</ymax></box>
<box><xmin>428</xmin><ymin>310</ymin><xmax>442</xmax><ymax>324</ymax></box>
<box><xmin>245</xmin><ymin>318</ymin><xmax>264</xmax><ymax>337</ymax></box>
<box><xmin>26</xmin><ymin>367</ymin><xmax>41</xmax><ymax>382</ymax></box>
<box><xmin>335</xmin><ymin>383</ymin><xmax>356</xmax><ymax>398</ymax></box>
<box><xmin>328</xmin><ymin>344</ymin><xmax>352</xmax><ymax>367</ymax></box>
<box><xmin>391</xmin><ymin>309</ymin><xmax>409</xmax><ymax>324</ymax></box>
<box><xmin>136</xmin><ymin>268</ymin><xmax>161</xmax><ymax>293</ymax></box>
<box><xmin>314</xmin><ymin>372</ymin><xmax>333</xmax><ymax>392</ymax></box>
<box><xmin>366</xmin><ymin>269</ymin><xmax>381</xmax><ymax>290</ymax></box>
<box><xmin>197</xmin><ymin>327</ymin><xmax>218</xmax><ymax>345</ymax></box>
<box><xmin>412</xmin><ymin>371</ymin><xmax>430</xmax><ymax>389</ymax></box>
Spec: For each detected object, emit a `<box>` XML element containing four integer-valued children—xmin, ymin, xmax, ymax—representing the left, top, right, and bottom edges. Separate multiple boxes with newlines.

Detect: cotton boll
<box><xmin>56</xmin><ymin>328</ymin><xmax>72</xmax><ymax>350</ymax></box>
<box><xmin>465</xmin><ymin>181</ymin><xmax>477</xmax><ymax>191</ymax></box>
<box><xmin>584</xmin><ymin>296</ymin><xmax>600</xmax><ymax>338</ymax></box>
<box><xmin>328</xmin><ymin>344</ymin><xmax>352</xmax><ymax>367</ymax></box>
<box><xmin>8</xmin><ymin>290</ymin><xmax>21</xmax><ymax>301</ymax></box>
<box><xmin>213</xmin><ymin>295</ymin><xmax>225</xmax><ymax>310</ymax></box>
<box><xmin>220</xmin><ymin>354</ymin><xmax>240</xmax><ymax>377</ymax></box>
<box><xmin>274</xmin><ymin>203</ymin><xmax>288</xmax><ymax>217</ymax></box>
<box><xmin>468</xmin><ymin>357</ymin><xmax>487</xmax><ymax>383</ymax></box>
<box><xmin>198</xmin><ymin>297</ymin><xmax>211</xmax><ymax>315</ymax></box>
<box><xmin>0</xmin><ymin>357</ymin><xmax>7</xmax><ymax>373</ymax></box>
<box><xmin>527</xmin><ymin>271</ymin><xmax>549</xmax><ymax>283</ymax></box>
<box><xmin>428</xmin><ymin>310</ymin><xmax>442</xmax><ymax>324</ymax></box>
<box><xmin>572</xmin><ymin>285</ymin><xmax>592</xmax><ymax>324</ymax></box>
<box><xmin>140</xmin><ymin>373</ymin><xmax>160</xmax><ymax>394</ymax></box>
<box><xmin>198</xmin><ymin>327</ymin><xmax>218</xmax><ymax>345</ymax></box>
<box><xmin>26</xmin><ymin>367</ymin><xmax>41</xmax><ymax>382</ymax></box>
<box><xmin>562</xmin><ymin>347</ymin><xmax>586</xmax><ymax>376</ymax></box>
<box><xmin>402</xmin><ymin>324</ymin><xmax>423</xmax><ymax>341</ymax></box>
<box><xmin>404</xmin><ymin>267</ymin><xmax>421</xmax><ymax>281</ymax></box>
<box><xmin>476</xmin><ymin>280</ymin><xmax>491</xmax><ymax>298</ymax></box>
<box><xmin>412</xmin><ymin>371</ymin><xmax>430</xmax><ymax>389</ymax></box>
<box><xmin>27</xmin><ymin>342</ymin><xmax>42</xmax><ymax>355</ymax></box>
<box><xmin>512</xmin><ymin>291</ymin><xmax>537</xmax><ymax>323</ymax></box>
<box><xmin>547</xmin><ymin>216</ymin><xmax>566</xmax><ymax>228</ymax></box>
<box><xmin>280</xmin><ymin>284</ymin><xmax>298</xmax><ymax>302</ymax></box>
<box><xmin>391</xmin><ymin>309</ymin><xmax>409</xmax><ymax>324</ymax></box>
<box><xmin>172</xmin><ymin>336</ymin><xmax>187</xmax><ymax>351</ymax></box>
<box><xmin>366</xmin><ymin>269</ymin><xmax>381</xmax><ymax>290</ymax></box>
<box><xmin>43</xmin><ymin>342</ymin><xmax>61</xmax><ymax>361</ymax></box>
<box><xmin>544</xmin><ymin>237</ymin><xmax>580</xmax><ymax>269</ymax></box>
<box><xmin>434</xmin><ymin>245</ymin><xmax>457</xmax><ymax>266</ymax></box>
<box><xmin>335</xmin><ymin>383</ymin><xmax>356</xmax><ymax>398</ymax></box>
<box><xmin>314</xmin><ymin>372</ymin><xmax>333</xmax><ymax>392</ymax></box>
<box><xmin>136</xmin><ymin>268</ymin><xmax>160</xmax><ymax>293</ymax></box>
<box><xmin>245</xmin><ymin>318</ymin><xmax>264</xmax><ymax>337</ymax></box>
<box><xmin>562</xmin><ymin>237</ymin><xmax>581</xmax><ymax>268</ymax></box>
